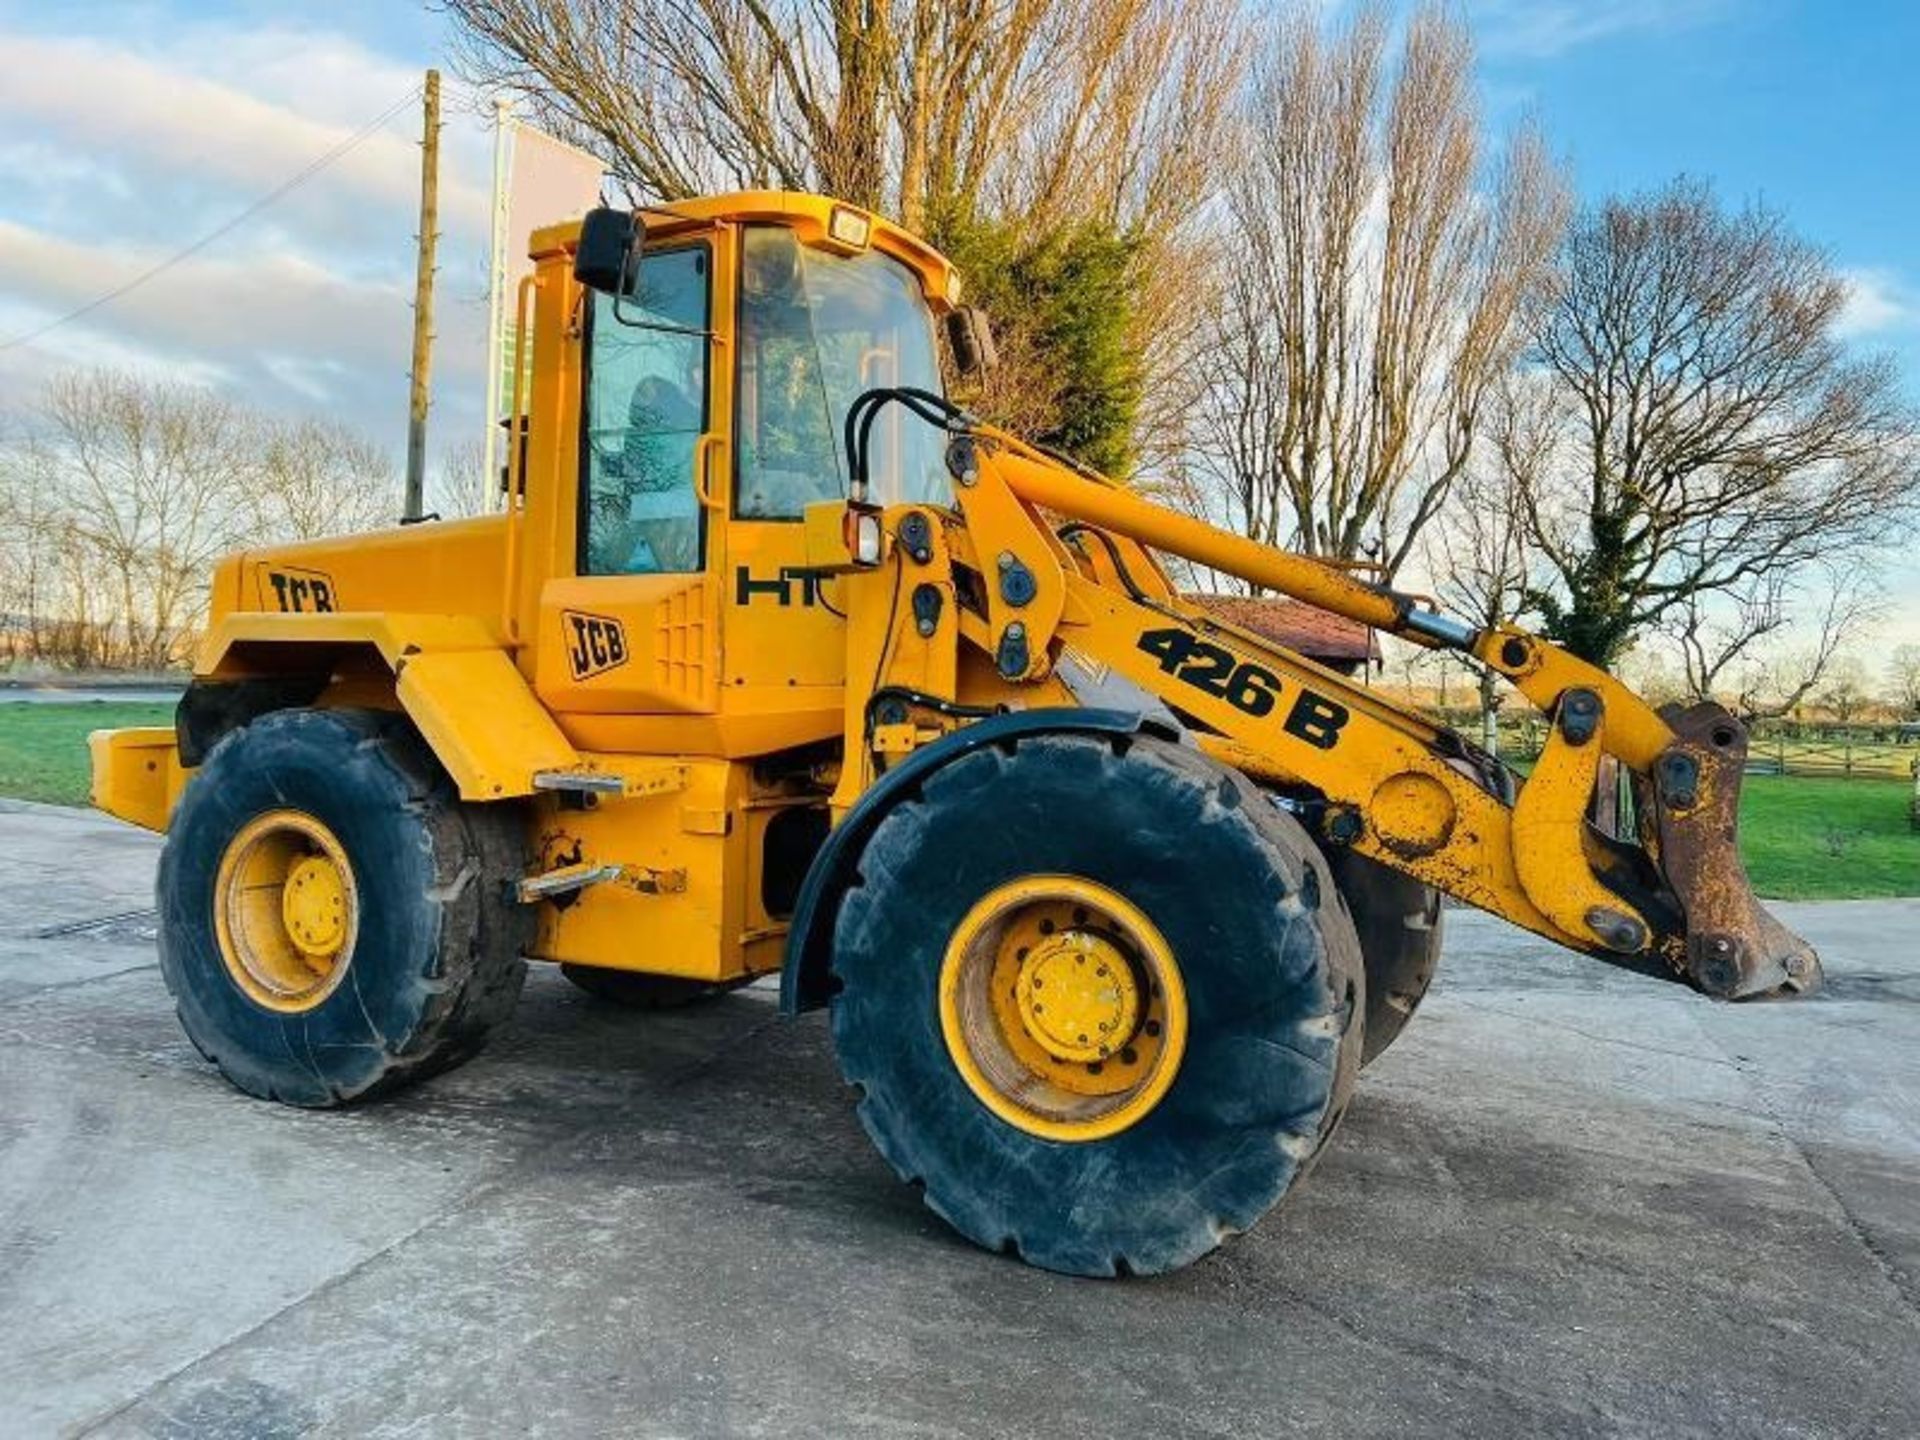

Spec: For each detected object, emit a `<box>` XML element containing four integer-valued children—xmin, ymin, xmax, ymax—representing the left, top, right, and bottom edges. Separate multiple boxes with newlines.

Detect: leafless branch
<box><xmin>1183</xmin><ymin>3</ymin><xmax>1566</xmax><ymax>580</ymax></box>
<box><xmin>1520</xmin><ymin>177</ymin><xmax>1920</xmax><ymax>664</ymax></box>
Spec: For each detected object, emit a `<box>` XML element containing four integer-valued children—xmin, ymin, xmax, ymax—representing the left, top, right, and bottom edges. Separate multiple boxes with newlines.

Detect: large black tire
<box><xmin>829</xmin><ymin>732</ymin><xmax>1365</xmax><ymax>1276</ymax></box>
<box><xmin>560</xmin><ymin>965</ymin><xmax>753</xmax><ymax>1009</ymax></box>
<box><xmin>157</xmin><ymin>708</ymin><xmax>530</xmax><ymax>1107</ymax></box>
<box><xmin>1321</xmin><ymin>847</ymin><xmax>1444</xmax><ymax>1066</ymax></box>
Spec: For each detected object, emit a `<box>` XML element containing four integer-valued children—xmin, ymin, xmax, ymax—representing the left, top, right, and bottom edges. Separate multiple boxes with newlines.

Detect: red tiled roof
<box><xmin>1185</xmin><ymin>593</ymin><xmax>1380</xmax><ymax>665</ymax></box>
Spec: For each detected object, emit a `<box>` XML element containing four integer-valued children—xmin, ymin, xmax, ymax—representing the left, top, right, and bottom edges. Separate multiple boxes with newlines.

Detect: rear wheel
<box><xmin>560</xmin><ymin>965</ymin><xmax>753</xmax><ymax>1009</ymax></box>
<box><xmin>1322</xmin><ymin>848</ymin><xmax>1444</xmax><ymax>1066</ymax></box>
<box><xmin>829</xmin><ymin>732</ymin><xmax>1364</xmax><ymax>1276</ymax></box>
<box><xmin>157</xmin><ymin>708</ymin><xmax>530</xmax><ymax>1106</ymax></box>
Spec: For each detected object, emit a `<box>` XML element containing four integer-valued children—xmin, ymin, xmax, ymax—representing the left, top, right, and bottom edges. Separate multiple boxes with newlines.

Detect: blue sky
<box><xmin>1466</xmin><ymin>0</ymin><xmax>1920</xmax><ymax>646</ymax></box>
<box><xmin>0</xmin><ymin>0</ymin><xmax>495</xmax><ymax>463</ymax></box>
<box><xmin>0</xmin><ymin>0</ymin><xmax>1915</xmax><ymax>638</ymax></box>
<box><xmin>1469</xmin><ymin>0</ymin><xmax>1920</xmax><ymax>384</ymax></box>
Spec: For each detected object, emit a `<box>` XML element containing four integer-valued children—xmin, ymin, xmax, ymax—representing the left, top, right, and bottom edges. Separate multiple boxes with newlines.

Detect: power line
<box><xmin>0</xmin><ymin>85</ymin><xmax>424</xmax><ymax>354</ymax></box>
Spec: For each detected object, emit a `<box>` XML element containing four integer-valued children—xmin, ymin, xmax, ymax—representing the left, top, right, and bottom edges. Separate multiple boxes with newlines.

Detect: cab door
<box><xmin>536</xmin><ymin>232</ymin><xmax>730</xmax><ymax>717</ymax></box>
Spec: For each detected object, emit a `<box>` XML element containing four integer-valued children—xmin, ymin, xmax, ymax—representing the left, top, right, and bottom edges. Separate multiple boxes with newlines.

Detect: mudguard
<box><xmin>779</xmin><ymin>707</ymin><xmax>1158</xmax><ymax>1014</ymax></box>
<box><xmin>190</xmin><ymin>612</ymin><xmax>580</xmax><ymax>801</ymax></box>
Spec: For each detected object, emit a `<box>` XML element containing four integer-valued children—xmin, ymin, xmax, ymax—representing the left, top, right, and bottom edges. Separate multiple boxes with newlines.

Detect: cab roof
<box><xmin>530</xmin><ymin>191</ymin><xmax>960</xmax><ymax>309</ymax></box>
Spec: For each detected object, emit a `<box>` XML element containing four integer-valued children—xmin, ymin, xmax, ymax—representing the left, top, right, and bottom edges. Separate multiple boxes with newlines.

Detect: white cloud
<box><xmin>0</xmin><ymin>311</ymin><xmax>234</xmax><ymax>395</ymax></box>
<box><xmin>1835</xmin><ymin>267</ymin><xmax>1915</xmax><ymax>339</ymax></box>
<box><xmin>1469</xmin><ymin>0</ymin><xmax>1730</xmax><ymax>60</ymax></box>
<box><xmin>0</xmin><ymin>16</ymin><xmax>500</xmax><ymax>459</ymax></box>
<box><xmin>0</xmin><ymin>29</ymin><xmax>490</xmax><ymax>246</ymax></box>
<box><xmin>0</xmin><ymin>212</ymin><xmax>488</xmax><ymax>439</ymax></box>
<box><xmin>0</xmin><ymin>139</ymin><xmax>136</xmax><ymax>207</ymax></box>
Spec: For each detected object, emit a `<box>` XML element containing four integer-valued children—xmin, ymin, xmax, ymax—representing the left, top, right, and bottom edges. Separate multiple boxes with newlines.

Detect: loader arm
<box><xmin>837</xmin><ymin>401</ymin><xmax>1820</xmax><ymax>1000</ymax></box>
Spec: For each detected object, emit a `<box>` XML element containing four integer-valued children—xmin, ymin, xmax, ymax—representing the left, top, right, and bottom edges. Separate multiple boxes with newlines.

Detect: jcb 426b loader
<box><xmin>92</xmin><ymin>193</ymin><xmax>1821</xmax><ymax>1276</ymax></box>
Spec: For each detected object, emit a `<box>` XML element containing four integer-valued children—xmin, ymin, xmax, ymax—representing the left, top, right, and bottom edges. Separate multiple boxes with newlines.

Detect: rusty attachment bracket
<box><xmin>1649</xmin><ymin>702</ymin><xmax>1823</xmax><ymax>997</ymax></box>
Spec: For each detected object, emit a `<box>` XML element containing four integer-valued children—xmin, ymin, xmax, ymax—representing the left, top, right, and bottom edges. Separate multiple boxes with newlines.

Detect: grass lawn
<box><xmin>2</xmin><ymin>702</ymin><xmax>1912</xmax><ymax>900</ymax></box>
<box><xmin>0</xmin><ymin>701</ymin><xmax>175</xmax><ymax>807</ymax></box>
<box><xmin>1738</xmin><ymin>775</ymin><xmax>1917</xmax><ymax>901</ymax></box>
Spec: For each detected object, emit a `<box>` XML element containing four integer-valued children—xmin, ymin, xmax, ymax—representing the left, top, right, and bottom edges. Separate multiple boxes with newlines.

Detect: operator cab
<box><xmin>524</xmin><ymin>194</ymin><xmax>986</xmax><ymax>758</ymax></box>
<box><xmin>576</xmin><ymin>208</ymin><xmax>955</xmax><ymax>578</ymax></box>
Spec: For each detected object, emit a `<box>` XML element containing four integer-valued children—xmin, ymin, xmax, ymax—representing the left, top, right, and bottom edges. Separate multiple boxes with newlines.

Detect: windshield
<box><xmin>735</xmin><ymin>225</ymin><xmax>947</xmax><ymax>518</ymax></box>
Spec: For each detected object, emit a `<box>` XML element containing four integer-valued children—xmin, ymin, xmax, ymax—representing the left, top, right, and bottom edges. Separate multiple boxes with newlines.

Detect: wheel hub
<box><xmin>213</xmin><ymin>809</ymin><xmax>358</xmax><ymax>1013</ymax></box>
<box><xmin>938</xmin><ymin>875</ymin><xmax>1188</xmax><ymax>1143</ymax></box>
<box><xmin>1015</xmin><ymin>931</ymin><xmax>1140</xmax><ymax>1064</ymax></box>
<box><xmin>282</xmin><ymin>855</ymin><xmax>348</xmax><ymax>958</ymax></box>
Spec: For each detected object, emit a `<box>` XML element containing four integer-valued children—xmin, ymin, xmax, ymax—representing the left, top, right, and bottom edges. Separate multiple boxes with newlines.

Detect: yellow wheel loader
<box><xmin>91</xmin><ymin>193</ymin><xmax>1821</xmax><ymax>1276</ymax></box>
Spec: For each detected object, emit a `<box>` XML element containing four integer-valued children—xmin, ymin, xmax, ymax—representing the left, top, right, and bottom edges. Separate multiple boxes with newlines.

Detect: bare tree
<box><xmin>0</xmin><ymin>428</ymin><xmax>61</xmax><ymax>661</ymax></box>
<box><xmin>1521</xmin><ymin>178</ymin><xmax>1920</xmax><ymax>665</ymax></box>
<box><xmin>1887</xmin><ymin>642</ymin><xmax>1920</xmax><ymax>718</ymax></box>
<box><xmin>5</xmin><ymin>371</ymin><xmax>404</xmax><ymax>670</ymax></box>
<box><xmin>1815</xmin><ymin>655</ymin><xmax>1871</xmax><ymax>724</ymax></box>
<box><xmin>1429</xmin><ymin>375</ymin><xmax>1547</xmax><ymax>751</ymax></box>
<box><xmin>1612</xmin><ymin>645</ymin><xmax>1687</xmax><ymax>710</ymax></box>
<box><xmin>1663</xmin><ymin>563</ymin><xmax>1878</xmax><ymax>721</ymax></box>
<box><xmin>1185</xmin><ymin>240</ymin><xmax>1292</xmax><ymax>557</ymax></box>
<box><xmin>254</xmin><ymin>418</ymin><xmax>400</xmax><ymax>540</ymax></box>
<box><xmin>430</xmin><ymin>436</ymin><xmax>499</xmax><ymax>519</ymax></box>
<box><xmin>1382</xmin><ymin>635</ymin><xmax>1439</xmax><ymax>705</ymax></box>
<box><xmin>446</xmin><ymin>0</ymin><xmax>1242</xmax><ymax>235</ymax></box>
<box><xmin>1188</xmin><ymin>4</ymin><xmax>1567</xmax><ymax>579</ymax></box>
<box><xmin>41</xmin><ymin>372</ymin><xmax>256</xmax><ymax>668</ymax></box>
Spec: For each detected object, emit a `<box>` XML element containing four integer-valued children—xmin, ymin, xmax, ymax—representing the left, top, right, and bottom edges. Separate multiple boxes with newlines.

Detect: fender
<box><xmin>779</xmin><ymin>706</ymin><xmax>1163</xmax><ymax>1014</ymax></box>
<box><xmin>192</xmin><ymin>612</ymin><xmax>580</xmax><ymax>801</ymax></box>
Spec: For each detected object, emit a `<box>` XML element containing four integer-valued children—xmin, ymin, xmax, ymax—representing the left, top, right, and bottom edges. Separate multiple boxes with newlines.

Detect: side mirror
<box><xmin>575</xmin><ymin>208</ymin><xmax>641</xmax><ymax>295</ymax></box>
<box><xmin>944</xmin><ymin>306</ymin><xmax>999</xmax><ymax>379</ymax></box>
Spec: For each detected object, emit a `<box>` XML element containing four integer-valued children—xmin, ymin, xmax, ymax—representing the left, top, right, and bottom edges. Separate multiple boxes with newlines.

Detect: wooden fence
<box><xmin>1489</xmin><ymin>718</ymin><xmax>1917</xmax><ymax>781</ymax></box>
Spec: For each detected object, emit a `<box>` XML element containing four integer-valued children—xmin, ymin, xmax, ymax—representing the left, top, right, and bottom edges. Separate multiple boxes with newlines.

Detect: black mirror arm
<box><xmin>603</xmin><ymin>296</ymin><xmax>717</xmax><ymax>341</ymax></box>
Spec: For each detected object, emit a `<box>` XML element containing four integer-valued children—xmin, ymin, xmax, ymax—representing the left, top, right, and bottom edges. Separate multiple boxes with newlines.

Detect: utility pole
<box><xmin>403</xmin><ymin>68</ymin><xmax>441</xmax><ymax>521</ymax></box>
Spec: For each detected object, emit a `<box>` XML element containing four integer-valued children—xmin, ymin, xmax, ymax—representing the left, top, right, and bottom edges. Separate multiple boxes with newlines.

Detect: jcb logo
<box><xmin>563</xmin><ymin>610</ymin><xmax>629</xmax><ymax>680</ymax></box>
<box><xmin>261</xmin><ymin>565</ymin><xmax>336</xmax><ymax>613</ymax></box>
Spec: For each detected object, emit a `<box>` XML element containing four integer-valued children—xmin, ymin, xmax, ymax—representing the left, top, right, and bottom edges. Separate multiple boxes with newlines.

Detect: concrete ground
<box><xmin>2</xmin><ymin>799</ymin><xmax>1916</xmax><ymax>1440</ymax></box>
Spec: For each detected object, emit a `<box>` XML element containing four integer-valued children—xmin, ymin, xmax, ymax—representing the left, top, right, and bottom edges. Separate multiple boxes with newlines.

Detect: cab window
<box><xmin>734</xmin><ymin>225</ymin><xmax>947</xmax><ymax>520</ymax></box>
<box><xmin>580</xmin><ymin>246</ymin><xmax>710</xmax><ymax>575</ymax></box>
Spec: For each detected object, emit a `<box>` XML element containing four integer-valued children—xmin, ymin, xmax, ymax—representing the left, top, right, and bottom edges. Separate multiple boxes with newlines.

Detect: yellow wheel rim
<box><xmin>213</xmin><ymin>809</ymin><xmax>358</xmax><ymax>1013</ymax></box>
<box><xmin>939</xmin><ymin>875</ymin><xmax>1188</xmax><ymax>1143</ymax></box>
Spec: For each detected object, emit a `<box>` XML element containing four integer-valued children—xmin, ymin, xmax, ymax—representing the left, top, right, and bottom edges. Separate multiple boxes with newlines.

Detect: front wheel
<box><xmin>829</xmin><ymin>732</ymin><xmax>1364</xmax><ymax>1276</ymax></box>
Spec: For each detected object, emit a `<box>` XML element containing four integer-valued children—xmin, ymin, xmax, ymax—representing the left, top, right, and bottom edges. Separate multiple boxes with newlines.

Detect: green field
<box><xmin>1</xmin><ymin>702</ymin><xmax>1913</xmax><ymax>900</ymax></box>
<box><xmin>1736</xmin><ymin>775</ymin><xmax>1917</xmax><ymax>901</ymax></box>
<box><xmin>0</xmin><ymin>701</ymin><xmax>175</xmax><ymax>807</ymax></box>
